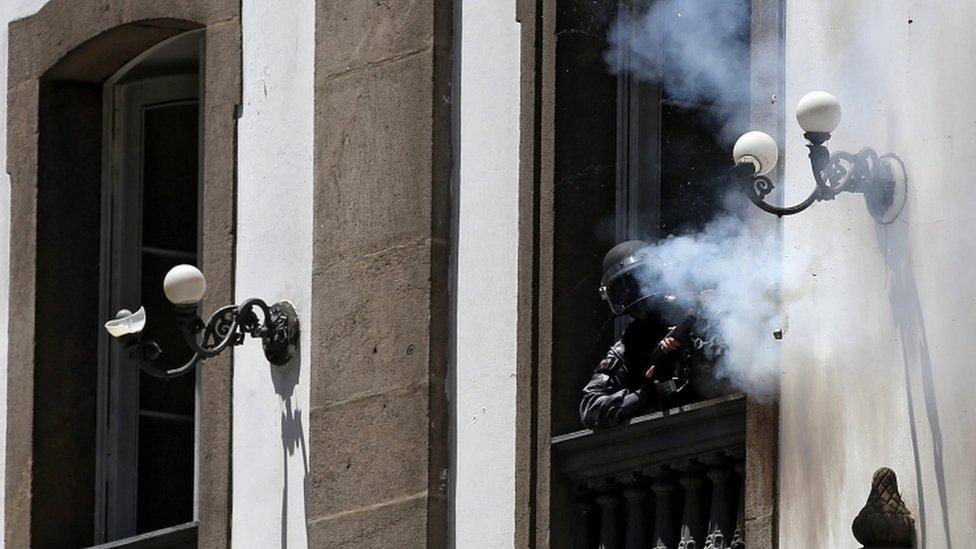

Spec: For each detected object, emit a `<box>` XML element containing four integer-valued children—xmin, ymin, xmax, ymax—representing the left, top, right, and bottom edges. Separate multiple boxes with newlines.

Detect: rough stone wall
<box><xmin>309</xmin><ymin>1</ymin><xmax>453</xmax><ymax>546</ymax></box>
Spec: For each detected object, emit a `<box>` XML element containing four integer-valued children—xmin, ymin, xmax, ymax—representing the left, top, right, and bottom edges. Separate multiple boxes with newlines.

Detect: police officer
<box><xmin>579</xmin><ymin>241</ymin><xmax>716</xmax><ymax>429</ymax></box>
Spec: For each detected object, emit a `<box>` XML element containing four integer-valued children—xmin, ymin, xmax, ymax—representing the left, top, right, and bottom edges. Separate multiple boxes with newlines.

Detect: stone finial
<box><xmin>852</xmin><ymin>467</ymin><xmax>916</xmax><ymax>547</ymax></box>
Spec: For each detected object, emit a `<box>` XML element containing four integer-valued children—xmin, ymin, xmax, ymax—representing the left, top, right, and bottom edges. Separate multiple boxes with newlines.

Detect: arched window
<box><xmin>6</xmin><ymin>5</ymin><xmax>240</xmax><ymax>547</ymax></box>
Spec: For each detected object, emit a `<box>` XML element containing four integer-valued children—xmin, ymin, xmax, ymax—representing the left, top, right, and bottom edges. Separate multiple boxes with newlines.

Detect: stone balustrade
<box><xmin>553</xmin><ymin>395</ymin><xmax>747</xmax><ymax>549</ymax></box>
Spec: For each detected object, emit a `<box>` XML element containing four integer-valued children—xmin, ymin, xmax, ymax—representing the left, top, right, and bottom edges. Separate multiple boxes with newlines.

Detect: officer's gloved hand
<box><xmin>643</xmin><ymin>327</ymin><xmax>681</xmax><ymax>379</ymax></box>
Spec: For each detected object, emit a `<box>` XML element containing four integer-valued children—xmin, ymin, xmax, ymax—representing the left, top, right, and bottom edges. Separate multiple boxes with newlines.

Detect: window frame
<box><xmin>614</xmin><ymin>1</ymin><xmax>663</xmax><ymax>246</ymax></box>
<box><xmin>96</xmin><ymin>66</ymin><xmax>202</xmax><ymax>541</ymax></box>
<box><xmin>511</xmin><ymin>0</ymin><xmax>785</xmax><ymax>546</ymax></box>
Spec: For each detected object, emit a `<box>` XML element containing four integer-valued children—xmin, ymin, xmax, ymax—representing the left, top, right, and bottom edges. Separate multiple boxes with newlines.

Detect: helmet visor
<box><xmin>602</xmin><ymin>262</ymin><xmax>659</xmax><ymax>316</ymax></box>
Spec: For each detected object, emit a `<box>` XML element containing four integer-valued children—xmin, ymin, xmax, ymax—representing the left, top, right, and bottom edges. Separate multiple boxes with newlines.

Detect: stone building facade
<box><xmin>0</xmin><ymin>0</ymin><xmax>971</xmax><ymax>547</ymax></box>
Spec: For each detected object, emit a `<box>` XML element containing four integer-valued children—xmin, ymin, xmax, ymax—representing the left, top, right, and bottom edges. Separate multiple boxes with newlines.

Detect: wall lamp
<box><xmin>104</xmin><ymin>264</ymin><xmax>300</xmax><ymax>379</ymax></box>
<box><xmin>730</xmin><ymin>91</ymin><xmax>906</xmax><ymax>224</ymax></box>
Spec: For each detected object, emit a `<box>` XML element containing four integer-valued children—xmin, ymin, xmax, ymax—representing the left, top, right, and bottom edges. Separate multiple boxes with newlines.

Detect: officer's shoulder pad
<box><xmin>595</xmin><ymin>353</ymin><xmax>623</xmax><ymax>373</ymax></box>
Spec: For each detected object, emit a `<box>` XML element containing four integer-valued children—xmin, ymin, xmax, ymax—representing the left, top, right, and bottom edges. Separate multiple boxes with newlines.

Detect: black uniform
<box><xmin>579</xmin><ymin>316</ymin><xmax>715</xmax><ymax>429</ymax></box>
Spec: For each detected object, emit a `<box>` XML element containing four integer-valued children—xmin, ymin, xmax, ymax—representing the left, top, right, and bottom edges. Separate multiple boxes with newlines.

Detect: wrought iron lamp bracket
<box><xmin>119</xmin><ymin>299</ymin><xmax>299</xmax><ymax>379</ymax></box>
<box><xmin>734</xmin><ymin>132</ymin><xmax>906</xmax><ymax>224</ymax></box>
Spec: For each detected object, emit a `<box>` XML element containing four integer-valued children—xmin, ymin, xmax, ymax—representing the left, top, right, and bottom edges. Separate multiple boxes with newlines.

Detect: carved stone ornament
<box><xmin>852</xmin><ymin>467</ymin><xmax>916</xmax><ymax>547</ymax></box>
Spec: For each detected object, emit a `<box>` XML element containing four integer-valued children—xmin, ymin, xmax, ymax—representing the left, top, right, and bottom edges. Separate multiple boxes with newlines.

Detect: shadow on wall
<box><xmin>272</xmin><ymin>346</ymin><xmax>310</xmax><ymax>549</ymax></box>
<box><xmin>878</xmin><ymin>177</ymin><xmax>950</xmax><ymax>549</ymax></box>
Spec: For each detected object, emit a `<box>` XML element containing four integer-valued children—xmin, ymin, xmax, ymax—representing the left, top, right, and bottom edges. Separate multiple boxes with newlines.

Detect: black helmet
<box><xmin>598</xmin><ymin>241</ymin><xmax>678</xmax><ymax>319</ymax></box>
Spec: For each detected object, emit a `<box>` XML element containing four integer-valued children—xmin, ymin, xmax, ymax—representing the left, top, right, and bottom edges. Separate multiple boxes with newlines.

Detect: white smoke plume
<box><xmin>635</xmin><ymin>214</ymin><xmax>805</xmax><ymax>398</ymax></box>
<box><xmin>605</xmin><ymin>0</ymin><xmax>753</xmax><ymax>144</ymax></box>
<box><xmin>602</xmin><ymin>0</ymin><xmax>802</xmax><ymax>397</ymax></box>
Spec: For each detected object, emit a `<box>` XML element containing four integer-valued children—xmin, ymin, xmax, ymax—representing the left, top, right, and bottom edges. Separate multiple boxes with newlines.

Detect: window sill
<box><xmin>87</xmin><ymin>522</ymin><xmax>197</xmax><ymax>549</ymax></box>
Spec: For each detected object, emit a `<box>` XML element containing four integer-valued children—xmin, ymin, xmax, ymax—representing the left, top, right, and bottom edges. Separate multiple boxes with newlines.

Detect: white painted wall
<box><xmin>234</xmin><ymin>0</ymin><xmax>315</xmax><ymax>547</ymax></box>
<box><xmin>779</xmin><ymin>2</ymin><xmax>976</xmax><ymax>546</ymax></box>
<box><xmin>0</xmin><ymin>1</ymin><xmax>53</xmax><ymax>544</ymax></box>
<box><xmin>453</xmin><ymin>1</ymin><xmax>521</xmax><ymax>547</ymax></box>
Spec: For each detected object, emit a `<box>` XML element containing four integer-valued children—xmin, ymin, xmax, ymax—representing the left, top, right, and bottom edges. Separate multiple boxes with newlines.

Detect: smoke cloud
<box><xmin>602</xmin><ymin>0</ymin><xmax>803</xmax><ymax>396</ymax></box>
<box><xmin>605</xmin><ymin>0</ymin><xmax>753</xmax><ymax>144</ymax></box>
<box><xmin>634</xmin><ymin>214</ymin><xmax>805</xmax><ymax>398</ymax></box>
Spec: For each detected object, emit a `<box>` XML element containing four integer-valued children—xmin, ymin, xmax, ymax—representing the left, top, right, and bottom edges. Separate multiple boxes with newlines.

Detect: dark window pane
<box><xmin>552</xmin><ymin>0</ymin><xmax>619</xmax><ymax>437</ymax></box>
<box><xmin>136</xmin><ymin>99</ymin><xmax>198</xmax><ymax>535</ymax></box>
<box><xmin>660</xmin><ymin>103</ymin><xmax>732</xmax><ymax>235</ymax></box>
<box><xmin>141</xmin><ymin>102</ymin><xmax>198</xmax><ymax>252</ymax></box>
<box><xmin>136</xmin><ymin>415</ymin><xmax>195</xmax><ymax>533</ymax></box>
<box><xmin>658</xmin><ymin>2</ymin><xmax>750</xmax><ymax>236</ymax></box>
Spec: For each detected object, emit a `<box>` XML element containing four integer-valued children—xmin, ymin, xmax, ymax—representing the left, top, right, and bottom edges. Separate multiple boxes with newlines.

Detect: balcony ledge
<box><xmin>552</xmin><ymin>393</ymin><xmax>747</xmax><ymax>482</ymax></box>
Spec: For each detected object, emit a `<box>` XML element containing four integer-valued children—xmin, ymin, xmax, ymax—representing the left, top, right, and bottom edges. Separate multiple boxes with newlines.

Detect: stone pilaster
<box><xmin>309</xmin><ymin>1</ymin><xmax>453</xmax><ymax>546</ymax></box>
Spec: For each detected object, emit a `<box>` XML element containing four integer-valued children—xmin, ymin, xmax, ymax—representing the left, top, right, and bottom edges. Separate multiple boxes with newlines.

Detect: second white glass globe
<box><xmin>796</xmin><ymin>91</ymin><xmax>842</xmax><ymax>134</ymax></box>
<box><xmin>732</xmin><ymin>130</ymin><xmax>779</xmax><ymax>175</ymax></box>
<box><xmin>163</xmin><ymin>264</ymin><xmax>207</xmax><ymax>305</ymax></box>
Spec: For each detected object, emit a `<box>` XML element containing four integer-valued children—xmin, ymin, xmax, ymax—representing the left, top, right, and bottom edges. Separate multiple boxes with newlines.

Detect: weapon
<box><xmin>644</xmin><ymin>310</ymin><xmax>699</xmax><ymax>401</ymax></box>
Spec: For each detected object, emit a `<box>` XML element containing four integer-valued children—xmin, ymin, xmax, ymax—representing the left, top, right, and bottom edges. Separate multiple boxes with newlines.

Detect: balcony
<box><xmin>552</xmin><ymin>394</ymin><xmax>747</xmax><ymax>548</ymax></box>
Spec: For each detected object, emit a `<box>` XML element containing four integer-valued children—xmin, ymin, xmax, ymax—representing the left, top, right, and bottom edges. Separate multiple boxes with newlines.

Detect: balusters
<box><xmin>573</xmin><ymin>496</ymin><xmax>599</xmax><ymax>549</ymax></box>
<box><xmin>704</xmin><ymin>456</ymin><xmax>734</xmax><ymax>549</ymax></box>
<box><xmin>730</xmin><ymin>461</ymin><xmax>745</xmax><ymax>549</ymax></box>
<box><xmin>651</xmin><ymin>473</ymin><xmax>677</xmax><ymax>549</ymax></box>
<box><xmin>622</xmin><ymin>480</ymin><xmax>651</xmax><ymax>549</ymax></box>
<box><xmin>595</xmin><ymin>482</ymin><xmax>624</xmax><ymax>549</ymax></box>
<box><xmin>570</xmin><ymin>453</ymin><xmax>746</xmax><ymax>549</ymax></box>
<box><xmin>677</xmin><ymin>465</ymin><xmax>706</xmax><ymax>548</ymax></box>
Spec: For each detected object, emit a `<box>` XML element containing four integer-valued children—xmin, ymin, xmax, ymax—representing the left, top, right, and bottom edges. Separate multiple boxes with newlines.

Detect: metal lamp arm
<box><xmin>236</xmin><ymin>298</ymin><xmax>276</xmax><ymax>339</ymax></box>
<box><xmin>732</xmin><ymin>162</ymin><xmax>821</xmax><ymax>217</ymax></box>
<box><xmin>734</xmin><ymin>140</ymin><xmax>892</xmax><ymax>218</ymax></box>
<box><xmin>179</xmin><ymin>304</ymin><xmax>242</xmax><ymax>358</ymax></box>
<box><xmin>122</xmin><ymin>338</ymin><xmax>202</xmax><ymax>380</ymax></box>
<box><xmin>124</xmin><ymin>304</ymin><xmax>243</xmax><ymax>380</ymax></box>
<box><xmin>118</xmin><ymin>298</ymin><xmax>299</xmax><ymax>379</ymax></box>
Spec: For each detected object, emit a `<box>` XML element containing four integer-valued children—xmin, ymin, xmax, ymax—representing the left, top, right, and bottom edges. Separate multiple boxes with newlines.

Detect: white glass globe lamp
<box><xmin>163</xmin><ymin>264</ymin><xmax>207</xmax><ymax>305</ymax></box>
<box><xmin>732</xmin><ymin>130</ymin><xmax>779</xmax><ymax>176</ymax></box>
<box><xmin>796</xmin><ymin>91</ymin><xmax>842</xmax><ymax>134</ymax></box>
